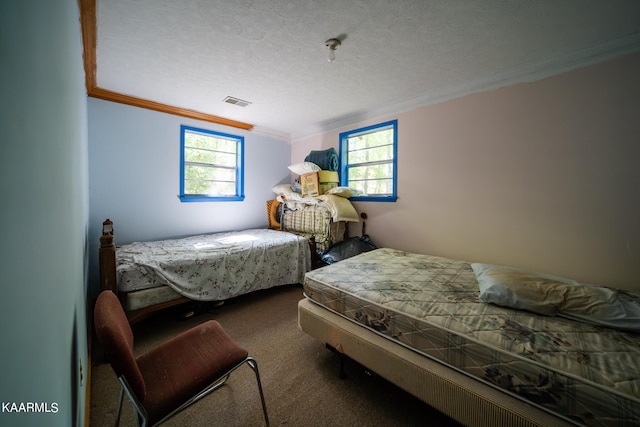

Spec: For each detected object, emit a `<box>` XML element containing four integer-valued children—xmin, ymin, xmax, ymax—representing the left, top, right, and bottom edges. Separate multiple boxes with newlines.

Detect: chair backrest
<box><xmin>94</xmin><ymin>290</ymin><xmax>147</xmax><ymax>401</ymax></box>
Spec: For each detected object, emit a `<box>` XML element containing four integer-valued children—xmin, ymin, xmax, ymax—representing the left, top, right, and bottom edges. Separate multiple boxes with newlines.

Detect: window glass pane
<box><xmin>348</xmin><ymin>144</ymin><xmax>393</xmax><ymax>165</ymax></box>
<box><xmin>348</xmin><ymin>128</ymin><xmax>393</xmax><ymax>151</ymax></box>
<box><xmin>364</xmin><ymin>178</ymin><xmax>393</xmax><ymax>196</ymax></box>
<box><xmin>185</xmin><ymin>179</ymin><xmax>236</xmax><ymax>196</ymax></box>
<box><xmin>184</xmin><ymin>181</ymin><xmax>207</xmax><ymax>195</ymax></box>
<box><xmin>208</xmin><ymin>181</ymin><xmax>236</xmax><ymax>195</ymax></box>
<box><xmin>348</xmin><ymin>163</ymin><xmax>393</xmax><ymax>180</ymax></box>
<box><xmin>185</xmin><ymin>148</ymin><xmax>237</xmax><ymax>167</ymax></box>
<box><xmin>185</xmin><ymin>133</ymin><xmax>237</xmax><ymax>152</ymax></box>
<box><xmin>184</xmin><ymin>165</ymin><xmax>235</xmax><ymax>182</ymax></box>
<box><xmin>347</xmin><ymin>178</ymin><xmax>394</xmax><ymax>196</ymax></box>
<box><xmin>347</xmin><ymin>164</ymin><xmax>393</xmax><ymax>193</ymax></box>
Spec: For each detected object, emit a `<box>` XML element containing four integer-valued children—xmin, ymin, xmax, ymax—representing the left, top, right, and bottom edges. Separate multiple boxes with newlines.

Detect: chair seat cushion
<box><xmin>137</xmin><ymin>320</ymin><xmax>248</xmax><ymax>424</ymax></box>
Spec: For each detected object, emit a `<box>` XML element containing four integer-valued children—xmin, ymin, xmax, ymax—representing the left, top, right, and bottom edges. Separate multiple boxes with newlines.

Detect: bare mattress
<box><xmin>117</xmin><ymin>228</ymin><xmax>310</xmax><ymax>303</ymax></box>
<box><xmin>302</xmin><ymin>248</ymin><xmax>640</xmax><ymax>426</ymax></box>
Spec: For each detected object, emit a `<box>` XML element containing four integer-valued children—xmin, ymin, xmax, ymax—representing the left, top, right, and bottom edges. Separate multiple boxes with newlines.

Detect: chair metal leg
<box><xmin>246</xmin><ymin>357</ymin><xmax>270</xmax><ymax>427</ymax></box>
<box><xmin>117</xmin><ymin>376</ymin><xmax>149</xmax><ymax>427</ymax></box>
<box><xmin>115</xmin><ymin>386</ymin><xmax>124</xmax><ymax>427</ymax></box>
<box><xmin>211</xmin><ymin>374</ymin><xmax>230</xmax><ymax>391</ymax></box>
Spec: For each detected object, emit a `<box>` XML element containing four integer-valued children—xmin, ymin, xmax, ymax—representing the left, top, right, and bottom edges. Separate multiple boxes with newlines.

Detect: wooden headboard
<box><xmin>99</xmin><ymin>219</ymin><xmax>117</xmax><ymax>295</ymax></box>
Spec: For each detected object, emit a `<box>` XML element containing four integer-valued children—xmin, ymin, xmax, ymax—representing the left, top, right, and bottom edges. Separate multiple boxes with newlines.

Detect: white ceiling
<box><xmin>96</xmin><ymin>0</ymin><xmax>640</xmax><ymax>142</ymax></box>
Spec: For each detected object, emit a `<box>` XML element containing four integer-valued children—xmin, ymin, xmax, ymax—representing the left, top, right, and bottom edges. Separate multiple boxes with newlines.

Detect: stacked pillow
<box><xmin>288</xmin><ymin>161</ymin><xmax>320</xmax><ymax>175</ymax></box>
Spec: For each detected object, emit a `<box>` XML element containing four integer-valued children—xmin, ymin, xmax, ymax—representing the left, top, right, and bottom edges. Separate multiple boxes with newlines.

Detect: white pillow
<box><xmin>472</xmin><ymin>263</ymin><xmax>640</xmax><ymax>332</ymax></box>
<box><xmin>272</xmin><ymin>184</ymin><xmax>294</xmax><ymax>197</ymax></box>
<box><xmin>325</xmin><ymin>186</ymin><xmax>362</xmax><ymax>198</ymax></box>
<box><xmin>288</xmin><ymin>162</ymin><xmax>320</xmax><ymax>175</ymax></box>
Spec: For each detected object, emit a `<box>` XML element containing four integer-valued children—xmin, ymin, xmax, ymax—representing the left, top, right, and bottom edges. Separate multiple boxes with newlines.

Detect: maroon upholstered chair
<box><xmin>94</xmin><ymin>290</ymin><xmax>269</xmax><ymax>426</ymax></box>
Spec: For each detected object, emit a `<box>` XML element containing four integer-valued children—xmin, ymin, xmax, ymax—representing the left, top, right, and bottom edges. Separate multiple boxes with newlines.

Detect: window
<box><xmin>339</xmin><ymin>120</ymin><xmax>397</xmax><ymax>202</ymax></box>
<box><xmin>179</xmin><ymin>125</ymin><xmax>244</xmax><ymax>202</ymax></box>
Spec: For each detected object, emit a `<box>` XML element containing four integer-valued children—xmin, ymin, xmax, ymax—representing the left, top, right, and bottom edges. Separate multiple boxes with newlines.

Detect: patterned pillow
<box><xmin>472</xmin><ymin>263</ymin><xmax>640</xmax><ymax>332</ymax></box>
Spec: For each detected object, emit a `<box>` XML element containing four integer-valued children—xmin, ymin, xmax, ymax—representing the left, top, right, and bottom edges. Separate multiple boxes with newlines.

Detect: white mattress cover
<box><xmin>303</xmin><ymin>248</ymin><xmax>640</xmax><ymax>426</ymax></box>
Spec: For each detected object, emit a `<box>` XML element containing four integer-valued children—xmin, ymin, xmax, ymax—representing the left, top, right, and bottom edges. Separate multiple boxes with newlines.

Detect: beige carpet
<box><xmin>89</xmin><ymin>285</ymin><xmax>462</xmax><ymax>426</ymax></box>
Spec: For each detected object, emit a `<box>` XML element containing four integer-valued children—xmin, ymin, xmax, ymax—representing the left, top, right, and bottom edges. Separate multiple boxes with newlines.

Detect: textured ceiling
<box><xmin>96</xmin><ymin>0</ymin><xmax>640</xmax><ymax>141</ymax></box>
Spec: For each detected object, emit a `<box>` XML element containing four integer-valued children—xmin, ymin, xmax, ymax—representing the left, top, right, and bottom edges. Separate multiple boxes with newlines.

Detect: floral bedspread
<box><xmin>116</xmin><ymin>229</ymin><xmax>310</xmax><ymax>300</ymax></box>
<box><xmin>303</xmin><ymin>248</ymin><xmax>640</xmax><ymax>426</ymax></box>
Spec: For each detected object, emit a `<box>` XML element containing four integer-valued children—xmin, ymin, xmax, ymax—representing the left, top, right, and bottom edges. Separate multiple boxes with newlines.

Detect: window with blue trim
<box><xmin>179</xmin><ymin>125</ymin><xmax>244</xmax><ymax>202</ymax></box>
<box><xmin>339</xmin><ymin>120</ymin><xmax>397</xmax><ymax>202</ymax></box>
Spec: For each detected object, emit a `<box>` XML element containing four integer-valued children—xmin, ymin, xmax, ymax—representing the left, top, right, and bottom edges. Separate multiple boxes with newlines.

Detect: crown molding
<box><xmin>251</xmin><ymin>125</ymin><xmax>292</xmax><ymax>144</ymax></box>
<box><xmin>78</xmin><ymin>0</ymin><xmax>253</xmax><ymax>131</ymax></box>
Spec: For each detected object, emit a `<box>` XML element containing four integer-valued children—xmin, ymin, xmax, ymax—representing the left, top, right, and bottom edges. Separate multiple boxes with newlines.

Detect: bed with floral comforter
<box><xmin>100</xmin><ymin>220</ymin><xmax>311</xmax><ymax>322</ymax></box>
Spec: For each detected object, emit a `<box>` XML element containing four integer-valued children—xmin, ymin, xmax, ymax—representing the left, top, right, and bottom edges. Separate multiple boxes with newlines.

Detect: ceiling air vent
<box><xmin>223</xmin><ymin>96</ymin><xmax>252</xmax><ymax>107</ymax></box>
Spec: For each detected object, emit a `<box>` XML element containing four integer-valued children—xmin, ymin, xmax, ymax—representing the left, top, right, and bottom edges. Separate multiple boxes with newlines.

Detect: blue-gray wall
<box><xmin>87</xmin><ymin>98</ymin><xmax>293</xmax><ymax>297</ymax></box>
<box><xmin>0</xmin><ymin>1</ymin><xmax>89</xmax><ymax>426</ymax></box>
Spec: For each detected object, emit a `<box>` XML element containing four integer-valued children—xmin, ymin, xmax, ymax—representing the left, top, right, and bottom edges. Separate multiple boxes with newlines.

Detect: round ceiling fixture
<box><xmin>324</xmin><ymin>38</ymin><xmax>341</xmax><ymax>62</ymax></box>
